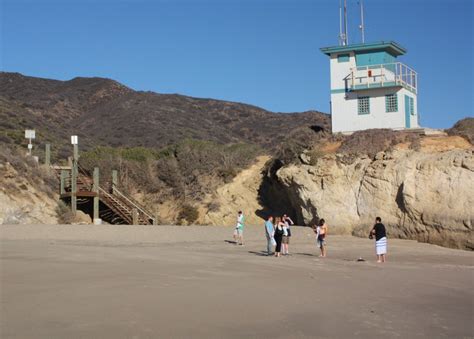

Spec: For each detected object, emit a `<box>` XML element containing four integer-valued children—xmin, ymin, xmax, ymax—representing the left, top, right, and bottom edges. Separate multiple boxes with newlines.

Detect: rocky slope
<box><xmin>0</xmin><ymin>150</ymin><xmax>58</xmax><ymax>224</ymax></box>
<box><xmin>272</xmin><ymin>136</ymin><xmax>473</xmax><ymax>250</ymax></box>
<box><xmin>0</xmin><ymin>148</ymin><xmax>95</xmax><ymax>225</ymax></box>
<box><xmin>199</xmin><ymin>155</ymin><xmax>270</xmax><ymax>226</ymax></box>
<box><xmin>0</xmin><ymin>72</ymin><xmax>329</xmax><ymax>156</ymax></box>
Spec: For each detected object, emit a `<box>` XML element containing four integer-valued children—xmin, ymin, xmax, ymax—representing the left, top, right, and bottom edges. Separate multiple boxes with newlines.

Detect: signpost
<box><xmin>24</xmin><ymin>129</ymin><xmax>35</xmax><ymax>155</ymax></box>
<box><xmin>71</xmin><ymin>135</ymin><xmax>78</xmax><ymax>215</ymax></box>
<box><xmin>45</xmin><ymin>144</ymin><xmax>51</xmax><ymax>167</ymax></box>
<box><xmin>93</xmin><ymin>167</ymin><xmax>101</xmax><ymax>224</ymax></box>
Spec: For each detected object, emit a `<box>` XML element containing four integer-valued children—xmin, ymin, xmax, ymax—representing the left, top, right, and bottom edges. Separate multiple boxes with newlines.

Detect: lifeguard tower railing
<box><xmin>348</xmin><ymin>62</ymin><xmax>417</xmax><ymax>94</ymax></box>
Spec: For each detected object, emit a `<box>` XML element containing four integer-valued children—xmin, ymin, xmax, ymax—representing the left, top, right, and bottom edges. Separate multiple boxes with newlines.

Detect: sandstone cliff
<box><xmin>199</xmin><ymin>155</ymin><xmax>270</xmax><ymax>226</ymax></box>
<box><xmin>0</xmin><ymin>155</ymin><xmax>58</xmax><ymax>225</ymax></box>
<box><xmin>274</xmin><ymin>136</ymin><xmax>473</xmax><ymax>250</ymax></box>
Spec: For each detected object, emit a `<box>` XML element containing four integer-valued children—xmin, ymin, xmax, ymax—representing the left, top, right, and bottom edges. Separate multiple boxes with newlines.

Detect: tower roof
<box><xmin>320</xmin><ymin>41</ymin><xmax>407</xmax><ymax>56</ymax></box>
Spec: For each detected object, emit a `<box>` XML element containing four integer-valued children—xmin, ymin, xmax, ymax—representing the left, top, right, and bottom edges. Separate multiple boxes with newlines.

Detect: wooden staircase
<box><xmin>53</xmin><ymin>165</ymin><xmax>156</xmax><ymax>225</ymax></box>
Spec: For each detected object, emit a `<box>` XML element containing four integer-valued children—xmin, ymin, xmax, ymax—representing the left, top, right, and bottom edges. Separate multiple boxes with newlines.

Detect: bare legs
<box><xmin>233</xmin><ymin>231</ymin><xmax>243</xmax><ymax>245</ymax></box>
<box><xmin>377</xmin><ymin>254</ymin><xmax>386</xmax><ymax>263</ymax></box>
<box><xmin>319</xmin><ymin>245</ymin><xmax>326</xmax><ymax>257</ymax></box>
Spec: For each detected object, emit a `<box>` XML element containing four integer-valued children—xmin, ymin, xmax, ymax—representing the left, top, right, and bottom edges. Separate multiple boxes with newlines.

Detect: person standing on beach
<box><xmin>370</xmin><ymin>217</ymin><xmax>387</xmax><ymax>263</ymax></box>
<box><xmin>312</xmin><ymin>221</ymin><xmax>320</xmax><ymax>246</ymax></box>
<box><xmin>264</xmin><ymin>216</ymin><xmax>275</xmax><ymax>256</ymax></box>
<box><xmin>317</xmin><ymin>218</ymin><xmax>328</xmax><ymax>257</ymax></box>
<box><xmin>273</xmin><ymin>217</ymin><xmax>285</xmax><ymax>257</ymax></box>
<box><xmin>282</xmin><ymin>214</ymin><xmax>294</xmax><ymax>255</ymax></box>
<box><xmin>233</xmin><ymin>211</ymin><xmax>245</xmax><ymax>245</ymax></box>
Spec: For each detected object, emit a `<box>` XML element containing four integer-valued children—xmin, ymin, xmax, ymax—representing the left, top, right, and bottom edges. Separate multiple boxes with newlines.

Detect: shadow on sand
<box><xmin>294</xmin><ymin>253</ymin><xmax>317</xmax><ymax>257</ymax></box>
<box><xmin>248</xmin><ymin>251</ymin><xmax>270</xmax><ymax>257</ymax></box>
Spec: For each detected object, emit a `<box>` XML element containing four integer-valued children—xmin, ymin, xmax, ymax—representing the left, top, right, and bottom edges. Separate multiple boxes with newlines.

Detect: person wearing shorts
<box><xmin>316</xmin><ymin>218</ymin><xmax>328</xmax><ymax>257</ymax></box>
<box><xmin>370</xmin><ymin>216</ymin><xmax>387</xmax><ymax>263</ymax></box>
<box><xmin>233</xmin><ymin>211</ymin><xmax>245</xmax><ymax>245</ymax></box>
<box><xmin>282</xmin><ymin>214</ymin><xmax>294</xmax><ymax>255</ymax></box>
<box><xmin>282</xmin><ymin>228</ymin><xmax>289</xmax><ymax>255</ymax></box>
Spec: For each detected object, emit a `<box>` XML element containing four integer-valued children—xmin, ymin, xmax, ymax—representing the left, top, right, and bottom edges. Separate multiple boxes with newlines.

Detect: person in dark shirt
<box><xmin>370</xmin><ymin>217</ymin><xmax>387</xmax><ymax>263</ymax></box>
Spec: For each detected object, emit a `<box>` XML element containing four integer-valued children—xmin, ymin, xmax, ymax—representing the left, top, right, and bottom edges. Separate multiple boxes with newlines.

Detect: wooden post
<box><xmin>93</xmin><ymin>167</ymin><xmax>100</xmax><ymax>222</ymax></box>
<box><xmin>71</xmin><ymin>144</ymin><xmax>78</xmax><ymax>215</ymax></box>
<box><xmin>60</xmin><ymin>170</ymin><xmax>68</xmax><ymax>194</ymax></box>
<box><xmin>132</xmin><ymin>208</ymin><xmax>138</xmax><ymax>225</ymax></box>
<box><xmin>45</xmin><ymin>144</ymin><xmax>51</xmax><ymax>167</ymax></box>
<box><xmin>112</xmin><ymin>170</ymin><xmax>118</xmax><ymax>194</ymax></box>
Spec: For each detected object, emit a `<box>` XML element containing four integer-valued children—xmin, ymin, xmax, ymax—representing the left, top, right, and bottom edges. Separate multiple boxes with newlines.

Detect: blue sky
<box><xmin>1</xmin><ymin>0</ymin><xmax>472</xmax><ymax>128</ymax></box>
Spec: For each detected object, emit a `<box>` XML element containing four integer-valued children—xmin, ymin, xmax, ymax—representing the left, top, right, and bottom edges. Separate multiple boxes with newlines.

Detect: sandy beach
<box><xmin>1</xmin><ymin>224</ymin><xmax>473</xmax><ymax>338</ymax></box>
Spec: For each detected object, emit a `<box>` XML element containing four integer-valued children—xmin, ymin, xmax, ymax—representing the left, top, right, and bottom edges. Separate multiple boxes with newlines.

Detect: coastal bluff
<box><xmin>275</xmin><ymin>141</ymin><xmax>473</xmax><ymax>250</ymax></box>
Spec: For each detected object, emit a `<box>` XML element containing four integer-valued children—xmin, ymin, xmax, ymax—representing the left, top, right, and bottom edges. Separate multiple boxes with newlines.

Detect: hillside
<box><xmin>0</xmin><ymin>72</ymin><xmax>330</xmax><ymax>158</ymax></box>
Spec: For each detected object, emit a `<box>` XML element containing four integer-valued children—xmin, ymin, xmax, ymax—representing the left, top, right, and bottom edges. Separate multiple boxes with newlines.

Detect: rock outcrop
<box><xmin>275</xmin><ymin>140</ymin><xmax>474</xmax><ymax>250</ymax></box>
<box><xmin>0</xmin><ymin>161</ymin><xmax>58</xmax><ymax>225</ymax></box>
<box><xmin>199</xmin><ymin>156</ymin><xmax>270</xmax><ymax>226</ymax></box>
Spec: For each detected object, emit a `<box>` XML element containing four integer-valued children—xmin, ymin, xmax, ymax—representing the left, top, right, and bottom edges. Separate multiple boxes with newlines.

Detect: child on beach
<box><xmin>315</xmin><ymin>218</ymin><xmax>327</xmax><ymax>257</ymax></box>
<box><xmin>233</xmin><ymin>211</ymin><xmax>245</xmax><ymax>245</ymax></box>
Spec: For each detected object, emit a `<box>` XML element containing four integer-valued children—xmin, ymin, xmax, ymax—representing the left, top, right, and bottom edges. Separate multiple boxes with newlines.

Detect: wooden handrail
<box><xmin>56</xmin><ymin>164</ymin><xmax>155</xmax><ymax>225</ymax></box>
<box><xmin>110</xmin><ymin>186</ymin><xmax>155</xmax><ymax>224</ymax></box>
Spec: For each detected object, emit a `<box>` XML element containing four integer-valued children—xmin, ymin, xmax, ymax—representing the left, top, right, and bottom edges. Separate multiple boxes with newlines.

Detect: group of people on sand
<box><xmin>264</xmin><ymin>215</ymin><xmax>326</xmax><ymax>257</ymax></box>
<box><xmin>264</xmin><ymin>214</ymin><xmax>294</xmax><ymax>257</ymax></box>
<box><xmin>234</xmin><ymin>211</ymin><xmax>388</xmax><ymax>263</ymax></box>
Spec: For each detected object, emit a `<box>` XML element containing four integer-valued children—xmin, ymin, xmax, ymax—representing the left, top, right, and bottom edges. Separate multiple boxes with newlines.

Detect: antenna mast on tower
<box><xmin>338</xmin><ymin>1</ymin><xmax>343</xmax><ymax>45</ymax></box>
<box><xmin>359</xmin><ymin>0</ymin><xmax>366</xmax><ymax>43</ymax></box>
<box><xmin>338</xmin><ymin>0</ymin><xmax>349</xmax><ymax>46</ymax></box>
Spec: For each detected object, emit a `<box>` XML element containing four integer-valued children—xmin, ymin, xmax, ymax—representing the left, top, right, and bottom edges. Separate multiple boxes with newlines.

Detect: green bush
<box><xmin>55</xmin><ymin>201</ymin><xmax>74</xmax><ymax>224</ymax></box>
<box><xmin>178</xmin><ymin>204</ymin><xmax>199</xmax><ymax>224</ymax></box>
<box><xmin>78</xmin><ymin>140</ymin><xmax>261</xmax><ymax>223</ymax></box>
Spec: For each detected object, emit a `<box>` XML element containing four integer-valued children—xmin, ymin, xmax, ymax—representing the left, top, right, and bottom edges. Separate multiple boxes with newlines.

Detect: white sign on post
<box><xmin>71</xmin><ymin>135</ymin><xmax>78</xmax><ymax>145</ymax></box>
<box><xmin>25</xmin><ymin>130</ymin><xmax>36</xmax><ymax>139</ymax></box>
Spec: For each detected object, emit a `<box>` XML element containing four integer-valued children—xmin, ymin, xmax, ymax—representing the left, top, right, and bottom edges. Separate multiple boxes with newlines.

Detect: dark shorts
<box><xmin>317</xmin><ymin>235</ymin><xmax>326</xmax><ymax>248</ymax></box>
<box><xmin>282</xmin><ymin>235</ymin><xmax>290</xmax><ymax>244</ymax></box>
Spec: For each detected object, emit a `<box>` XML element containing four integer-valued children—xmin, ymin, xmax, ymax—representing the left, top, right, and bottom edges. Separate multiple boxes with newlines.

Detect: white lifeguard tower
<box><xmin>320</xmin><ymin>2</ymin><xmax>419</xmax><ymax>134</ymax></box>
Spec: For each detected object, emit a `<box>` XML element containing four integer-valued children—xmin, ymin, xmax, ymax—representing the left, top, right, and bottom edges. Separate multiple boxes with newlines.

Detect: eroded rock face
<box><xmin>276</xmin><ymin>149</ymin><xmax>474</xmax><ymax>250</ymax></box>
<box><xmin>0</xmin><ymin>162</ymin><xmax>58</xmax><ymax>225</ymax></box>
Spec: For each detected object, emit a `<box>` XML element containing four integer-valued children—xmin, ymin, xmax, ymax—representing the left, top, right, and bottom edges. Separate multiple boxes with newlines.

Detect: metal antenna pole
<box><xmin>339</xmin><ymin>0</ymin><xmax>343</xmax><ymax>45</ymax></box>
<box><xmin>343</xmin><ymin>0</ymin><xmax>348</xmax><ymax>45</ymax></box>
<box><xmin>359</xmin><ymin>0</ymin><xmax>365</xmax><ymax>43</ymax></box>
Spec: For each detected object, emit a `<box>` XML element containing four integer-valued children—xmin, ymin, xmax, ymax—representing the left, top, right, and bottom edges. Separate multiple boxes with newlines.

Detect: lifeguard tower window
<box><xmin>409</xmin><ymin>97</ymin><xmax>415</xmax><ymax>115</ymax></box>
<box><xmin>337</xmin><ymin>54</ymin><xmax>350</xmax><ymax>63</ymax></box>
<box><xmin>385</xmin><ymin>94</ymin><xmax>398</xmax><ymax>112</ymax></box>
<box><xmin>358</xmin><ymin>96</ymin><xmax>370</xmax><ymax>115</ymax></box>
